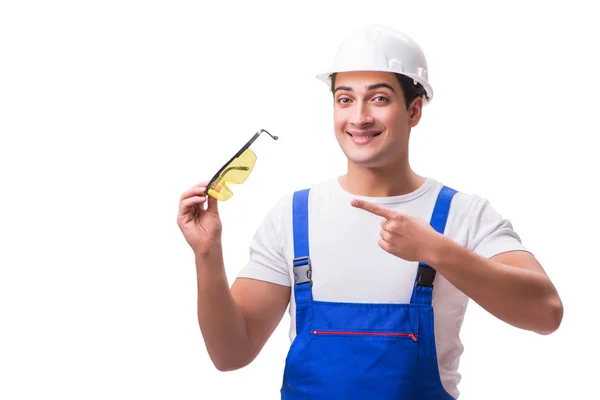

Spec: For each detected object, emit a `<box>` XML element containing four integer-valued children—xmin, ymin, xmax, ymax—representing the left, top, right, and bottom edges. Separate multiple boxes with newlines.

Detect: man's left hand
<box><xmin>351</xmin><ymin>199</ymin><xmax>448</xmax><ymax>264</ymax></box>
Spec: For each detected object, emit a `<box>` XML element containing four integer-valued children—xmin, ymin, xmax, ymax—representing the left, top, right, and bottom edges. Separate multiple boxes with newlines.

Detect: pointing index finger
<box><xmin>351</xmin><ymin>199</ymin><xmax>396</xmax><ymax>219</ymax></box>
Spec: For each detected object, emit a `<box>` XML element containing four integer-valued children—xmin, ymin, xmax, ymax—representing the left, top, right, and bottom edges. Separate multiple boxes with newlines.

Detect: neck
<box><xmin>339</xmin><ymin>158</ymin><xmax>426</xmax><ymax>197</ymax></box>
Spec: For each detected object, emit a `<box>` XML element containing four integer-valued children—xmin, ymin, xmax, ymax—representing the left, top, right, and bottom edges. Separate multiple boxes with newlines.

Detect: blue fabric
<box><xmin>292</xmin><ymin>188</ymin><xmax>312</xmax><ymax>335</ymax></box>
<box><xmin>282</xmin><ymin>186</ymin><xmax>458</xmax><ymax>399</ymax></box>
<box><xmin>410</xmin><ymin>186</ymin><xmax>458</xmax><ymax>306</ymax></box>
<box><xmin>292</xmin><ymin>188</ymin><xmax>310</xmax><ymax>264</ymax></box>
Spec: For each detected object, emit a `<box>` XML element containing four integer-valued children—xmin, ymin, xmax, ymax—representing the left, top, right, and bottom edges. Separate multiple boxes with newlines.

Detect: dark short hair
<box><xmin>330</xmin><ymin>72</ymin><xmax>429</xmax><ymax>109</ymax></box>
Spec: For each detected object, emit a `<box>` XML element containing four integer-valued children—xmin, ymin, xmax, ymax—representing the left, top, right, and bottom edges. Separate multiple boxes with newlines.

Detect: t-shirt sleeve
<box><xmin>235</xmin><ymin>195</ymin><xmax>292</xmax><ymax>287</ymax></box>
<box><xmin>467</xmin><ymin>197</ymin><xmax>531</xmax><ymax>259</ymax></box>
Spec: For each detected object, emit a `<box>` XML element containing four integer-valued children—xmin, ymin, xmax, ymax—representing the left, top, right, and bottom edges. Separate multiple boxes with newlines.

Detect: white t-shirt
<box><xmin>236</xmin><ymin>176</ymin><xmax>530</xmax><ymax>399</ymax></box>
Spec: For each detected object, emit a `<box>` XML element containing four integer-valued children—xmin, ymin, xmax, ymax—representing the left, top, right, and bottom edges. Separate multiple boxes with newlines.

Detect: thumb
<box><xmin>206</xmin><ymin>194</ymin><xmax>219</xmax><ymax>216</ymax></box>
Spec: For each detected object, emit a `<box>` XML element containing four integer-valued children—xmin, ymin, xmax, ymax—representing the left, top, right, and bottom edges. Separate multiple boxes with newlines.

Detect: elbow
<box><xmin>214</xmin><ymin>362</ymin><xmax>242</xmax><ymax>372</ymax></box>
<box><xmin>535</xmin><ymin>296</ymin><xmax>563</xmax><ymax>335</ymax></box>
<box><xmin>213</xmin><ymin>360</ymin><xmax>244</xmax><ymax>372</ymax></box>
<box><xmin>211</xmin><ymin>353</ymin><xmax>252</xmax><ymax>372</ymax></box>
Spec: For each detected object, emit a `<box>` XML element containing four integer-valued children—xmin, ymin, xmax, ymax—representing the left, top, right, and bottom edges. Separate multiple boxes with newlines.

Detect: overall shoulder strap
<box><xmin>410</xmin><ymin>185</ymin><xmax>458</xmax><ymax>306</ymax></box>
<box><xmin>292</xmin><ymin>188</ymin><xmax>312</xmax><ymax>334</ymax></box>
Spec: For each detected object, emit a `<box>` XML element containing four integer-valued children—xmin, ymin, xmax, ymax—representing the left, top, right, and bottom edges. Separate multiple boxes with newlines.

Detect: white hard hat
<box><xmin>316</xmin><ymin>25</ymin><xmax>433</xmax><ymax>104</ymax></box>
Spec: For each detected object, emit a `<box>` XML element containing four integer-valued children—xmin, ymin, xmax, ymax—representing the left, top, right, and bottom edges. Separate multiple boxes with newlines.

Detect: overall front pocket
<box><xmin>304</xmin><ymin>324</ymin><xmax>420</xmax><ymax>398</ymax></box>
<box><xmin>311</xmin><ymin>329</ymin><xmax>418</xmax><ymax>341</ymax></box>
<box><xmin>282</xmin><ymin>301</ymin><xmax>422</xmax><ymax>398</ymax></box>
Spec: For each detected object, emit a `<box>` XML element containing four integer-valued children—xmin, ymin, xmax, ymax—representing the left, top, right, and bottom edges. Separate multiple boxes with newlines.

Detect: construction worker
<box><xmin>177</xmin><ymin>24</ymin><xmax>563</xmax><ymax>399</ymax></box>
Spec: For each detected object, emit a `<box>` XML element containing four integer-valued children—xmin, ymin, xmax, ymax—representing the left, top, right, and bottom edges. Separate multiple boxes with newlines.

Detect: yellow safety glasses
<box><xmin>206</xmin><ymin>129</ymin><xmax>278</xmax><ymax>201</ymax></box>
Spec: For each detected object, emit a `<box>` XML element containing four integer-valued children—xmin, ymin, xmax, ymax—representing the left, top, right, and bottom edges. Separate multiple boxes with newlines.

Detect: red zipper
<box><xmin>311</xmin><ymin>330</ymin><xmax>418</xmax><ymax>341</ymax></box>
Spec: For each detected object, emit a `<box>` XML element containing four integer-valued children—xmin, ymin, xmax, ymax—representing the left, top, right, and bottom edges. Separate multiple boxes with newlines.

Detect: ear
<box><xmin>408</xmin><ymin>97</ymin><xmax>423</xmax><ymax>127</ymax></box>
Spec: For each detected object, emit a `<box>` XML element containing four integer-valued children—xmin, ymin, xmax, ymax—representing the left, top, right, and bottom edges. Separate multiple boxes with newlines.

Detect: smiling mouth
<box><xmin>347</xmin><ymin>132</ymin><xmax>382</xmax><ymax>138</ymax></box>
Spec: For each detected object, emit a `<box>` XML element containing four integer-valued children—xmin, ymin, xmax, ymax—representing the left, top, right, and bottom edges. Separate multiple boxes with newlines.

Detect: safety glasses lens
<box><xmin>207</xmin><ymin>148</ymin><xmax>257</xmax><ymax>201</ymax></box>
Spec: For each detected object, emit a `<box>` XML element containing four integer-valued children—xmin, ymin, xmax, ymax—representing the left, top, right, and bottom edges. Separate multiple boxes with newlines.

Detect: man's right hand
<box><xmin>177</xmin><ymin>181</ymin><xmax>222</xmax><ymax>257</ymax></box>
<box><xmin>177</xmin><ymin>181</ymin><xmax>291</xmax><ymax>371</ymax></box>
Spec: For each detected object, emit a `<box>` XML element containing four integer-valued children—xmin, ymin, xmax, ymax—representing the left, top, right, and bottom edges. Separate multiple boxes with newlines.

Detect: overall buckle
<box><xmin>293</xmin><ymin>256</ymin><xmax>312</xmax><ymax>286</ymax></box>
<box><xmin>416</xmin><ymin>264</ymin><xmax>436</xmax><ymax>288</ymax></box>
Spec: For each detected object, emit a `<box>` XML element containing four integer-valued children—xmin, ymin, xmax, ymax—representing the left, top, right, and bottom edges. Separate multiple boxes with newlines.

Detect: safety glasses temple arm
<box><xmin>259</xmin><ymin>129</ymin><xmax>278</xmax><ymax>141</ymax></box>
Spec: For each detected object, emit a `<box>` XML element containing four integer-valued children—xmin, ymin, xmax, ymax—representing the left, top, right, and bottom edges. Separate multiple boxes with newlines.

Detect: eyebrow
<box><xmin>333</xmin><ymin>83</ymin><xmax>395</xmax><ymax>94</ymax></box>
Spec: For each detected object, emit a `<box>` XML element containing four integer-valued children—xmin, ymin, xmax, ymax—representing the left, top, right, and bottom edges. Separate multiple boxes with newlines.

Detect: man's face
<box><xmin>332</xmin><ymin>71</ymin><xmax>421</xmax><ymax>169</ymax></box>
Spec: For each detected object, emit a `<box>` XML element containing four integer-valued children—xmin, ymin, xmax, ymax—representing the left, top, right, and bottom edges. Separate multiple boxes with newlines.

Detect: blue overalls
<box><xmin>280</xmin><ymin>186</ymin><xmax>458</xmax><ymax>399</ymax></box>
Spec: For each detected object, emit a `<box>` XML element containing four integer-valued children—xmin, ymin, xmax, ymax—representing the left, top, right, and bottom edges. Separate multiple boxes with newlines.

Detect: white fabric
<box><xmin>236</xmin><ymin>176</ymin><xmax>530</xmax><ymax>399</ymax></box>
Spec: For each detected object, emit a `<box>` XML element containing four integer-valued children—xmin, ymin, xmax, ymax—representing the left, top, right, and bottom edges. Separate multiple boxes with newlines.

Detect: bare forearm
<box><xmin>427</xmin><ymin>238</ymin><xmax>562</xmax><ymax>334</ymax></box>
<box><xmin>195</xmin><ymin>249</ymin><xmax>251</xmax><ymax>371</ymax></box>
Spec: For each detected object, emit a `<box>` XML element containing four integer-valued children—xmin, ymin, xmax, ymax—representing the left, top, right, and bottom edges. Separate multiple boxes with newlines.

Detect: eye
<box><xmin>373</xmin><ymin>96</ymin><xmax>389</xmax><ymax>103</ymax></box>
<box><xmin>337</xmin><ymin>97</ymin><xmax>352</xmax><ymax>105</ymax></box>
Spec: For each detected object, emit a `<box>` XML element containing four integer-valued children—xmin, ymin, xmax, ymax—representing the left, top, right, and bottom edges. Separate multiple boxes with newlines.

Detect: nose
<box><xmin>349</xmin><ymin>102</ymin><xmax>374</xmax><ymax>128</ymax></box>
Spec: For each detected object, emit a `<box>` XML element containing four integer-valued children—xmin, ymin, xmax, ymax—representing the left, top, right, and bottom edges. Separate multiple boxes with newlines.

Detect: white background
<box><xmin>1</xmin><ymin>1</ymin><xmax>598</xmax><ymax>399</ymax></box>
